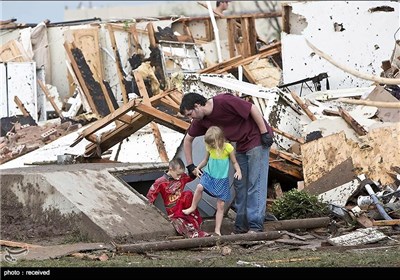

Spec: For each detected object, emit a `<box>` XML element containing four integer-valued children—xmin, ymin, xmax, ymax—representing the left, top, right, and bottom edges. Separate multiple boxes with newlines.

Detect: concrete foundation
<box><xmin>0</xmin><ymin>162</ymin><xmax>176</xmax><ymax>244</ymax></box>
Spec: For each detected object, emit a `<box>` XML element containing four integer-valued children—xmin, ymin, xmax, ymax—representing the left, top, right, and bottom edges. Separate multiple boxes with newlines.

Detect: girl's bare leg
<box><xmin>182</xmin><ymin>184</ymin><xmax>204</xmax><ymax>215</ymax></box>
<box><xmin>214</xmin><ymin>199</ymin><xmax>225</xmax><ymax>236</ymax></box>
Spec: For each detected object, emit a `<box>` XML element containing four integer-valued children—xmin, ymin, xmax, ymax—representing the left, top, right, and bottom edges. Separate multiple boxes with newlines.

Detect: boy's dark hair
<box><xmin>169</xmin><ymin>158</ymin><xmax>185</xmax><ymax>170</ymax></box>
<box><xmin>179</xmin><ymin>92</ymin><xmax>207</xmax><ymax>114</ymax></box>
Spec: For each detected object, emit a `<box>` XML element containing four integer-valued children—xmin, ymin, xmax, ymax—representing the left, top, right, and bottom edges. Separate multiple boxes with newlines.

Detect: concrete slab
<box><xmin>0</xmin><ymin>162</ymin><xmax>176</xmax><ymax>244</ymax></box>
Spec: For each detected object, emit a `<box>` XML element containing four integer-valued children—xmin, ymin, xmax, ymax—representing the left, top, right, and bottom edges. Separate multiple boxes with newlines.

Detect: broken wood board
<box><xmin>0</xmin><ymin>242</ymin><xmax>112</xmax><ymax>261</ymax></box>
<box><xmin>366</xmin><ymin>85</ymin><xmax>400</xmax><ymax>123</ymax></box>
<box><xmin>317</xmin><ymin>178</ymin><xmax>360</xmax><ymax>207</ymax></box>
<box><xmin>301</xmin><ymin>123</ymin><xmax>400</xmax><ymax>186</ymax></box>
<box><xmin>327</xmin><ymin>228</ymin><xmax>387</xmax><ymax>246</ymax></box>
<box><xmin>305</xmin><ymin>157</ymin><xmax>356</xmax><ymax>195</ymax></box>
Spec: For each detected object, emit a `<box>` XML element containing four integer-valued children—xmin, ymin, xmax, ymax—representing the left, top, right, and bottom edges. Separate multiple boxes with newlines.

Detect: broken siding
<box><xmin>281</xmin><ymin>1</ymin><xmax>399</xmax><ymax>96</ymax></box>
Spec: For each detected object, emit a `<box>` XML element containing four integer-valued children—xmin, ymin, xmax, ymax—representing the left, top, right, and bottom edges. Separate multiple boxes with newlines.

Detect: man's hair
<box><xmin>216</xmin><ymin>1</ymin><xmax>229</xmax><ymax>8</ymax></box>
<box><xmin>169</xmin><ymin>158</ymin><xmax>185</xmax><ymax>170</ymax></box>
<box><xmin>179</xmin><ymin>92</ymin><xmax>207</xmax><ymax>114</ymax></box>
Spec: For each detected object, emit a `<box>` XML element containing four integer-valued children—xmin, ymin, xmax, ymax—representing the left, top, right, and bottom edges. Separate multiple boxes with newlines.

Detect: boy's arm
<box><xmin>146</xmin><ymin>180</ymin><xmax>160</xmax><ymax>204</ymax></box>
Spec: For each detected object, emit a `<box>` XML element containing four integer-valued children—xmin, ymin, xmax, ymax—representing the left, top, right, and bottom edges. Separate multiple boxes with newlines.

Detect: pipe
<box><xmin>206</xmin><ymin>1</ymin><xmax>223</xmax><ymax>63</ymax></box>
<box><xmin>365</xmin><ymin>184</ymin><xmax>393</xmax><ymax>220</ymax></box>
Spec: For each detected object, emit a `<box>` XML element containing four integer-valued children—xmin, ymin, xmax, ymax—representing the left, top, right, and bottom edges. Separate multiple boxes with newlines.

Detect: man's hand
<box><xmin>186</xmin><ymin>164</ymin><xmax>197</xmax><ymax>179</ymax></box>
<box><xmin>261</xmin><ymin>132</ymin><xmax>274</xmax><ymax>148</ymax></box>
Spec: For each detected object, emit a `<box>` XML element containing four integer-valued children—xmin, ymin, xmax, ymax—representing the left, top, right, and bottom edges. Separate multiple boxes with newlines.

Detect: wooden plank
<box><xmin>338</xmin><ymin>107</ymin><xmax>368</xmax><ymax>136</ymax></box>
<box><xmin>147</xmin><ymin>22</ymin><xmax>157</xmax><ymax>48</ymax></box>
<box><xmin>150</xmin><ymin>122</ymin><xmax>169</xmax><ymax>162</ymax></box>
<box><xmin>84</xmin><ymin>113</ymin><xmax>153</xmax><ymax>157</ymax></box>
<box><xmin>13</xmin><ymin>96</ymin><xmax>30</xmax><ymax>117</ymax></box>
<box><xmin>132</xmin><ymin>103</ymin><xmax>189</xmax><ymax>133</ymax></box>
<box><xmin>372</xmin><ymin>219</ymin><xmax>400</xmax><ymax>226</ymax></box>
<box><xmin>270</xmin><ymin>148</ymin><xmax>302</xmax><ymax>166</ymax></box>
<box><xmin>240</xmin><ymin>18</ymin><xmax>250</xmax><ymax>58</ymax></box>
<box><xmin>74</xmin><ymin>98</ymin><xmax>142</xmax><ymax>143</ymax></box>
<box><xmin>64</xmin><ymin>41</ymin><xmax>100</xmax><ymax>117</ymax></box>
<box><xmin>272</xmin><ymin>126</ymin><xmax>305</xmax><ymax>144</ymax></box>
<box><xmin>0</xmin><ymin>240</ymin><xmax>42</xmax><ymax>249</ymax></box>
<box><xmin>290</xmin><ymin>91</ymin><xmax>317</xmax><ymax>121</ymax></box>
<box><xmin>37</xmin><ymin>80</ymin><xmax>63</xmax><ymax>117</ymax></box>
<box><xmin>134</xmin><ymin>71</ymin><xmax>169</xmax><ymax>162</ymax></box>
<box><xmin>214</xmin><ymin>42</ymin><xmax>282</xmax><ymax>74</ymax></box>
<box><xmin>199</xmin><ymin>55</ymin><xmax>243</xmax><ymax>74</ymax></box>
<box><xmin>106</xmin><ymin>24</ymin><xmax>129</xmax><ymax>104</ymax></box>
<box><xmin>227</xmin><ymin>19</ymin><xmax>236</xmax><ymax>58</ymax></box>
<box><xmin>338</xmin><ymin>98</ymin><xmax>400</xmax><ymax>109</ymax></box>
<box><xmin>71</xmin><ymin>28</ymin><xmax>104</xmax><ymax>80</ymax></box>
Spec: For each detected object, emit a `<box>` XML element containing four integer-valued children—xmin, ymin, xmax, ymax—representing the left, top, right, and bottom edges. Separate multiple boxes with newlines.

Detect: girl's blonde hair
<box><xmin>204</xmin><ymin>126</ymin><xmax>225</xmax><ymax>154</ymax></box>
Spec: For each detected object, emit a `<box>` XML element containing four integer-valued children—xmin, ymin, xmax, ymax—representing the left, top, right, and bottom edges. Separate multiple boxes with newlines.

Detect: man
<box><xmin>179</xmin><ymin>92</ymin><xmax>274</xmax><ymax>233</ymax></box>
<box><xmin>214</xmin><ymin>1</ymin><xmax>230</xmax><ymax>15</ymax></box>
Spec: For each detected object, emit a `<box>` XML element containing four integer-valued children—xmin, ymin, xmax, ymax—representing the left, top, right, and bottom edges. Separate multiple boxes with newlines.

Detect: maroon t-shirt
<box><xmin>187</xmin><ymin>93</ymin><xmax>272</xmax><ymax>152</ymax></box>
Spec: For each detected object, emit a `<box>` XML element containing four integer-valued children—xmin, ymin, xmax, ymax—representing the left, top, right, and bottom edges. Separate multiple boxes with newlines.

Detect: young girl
<box><xmin>182</xmin><ymin>126</ymin><xmax>242</xmax><ymax>236</ymax></box>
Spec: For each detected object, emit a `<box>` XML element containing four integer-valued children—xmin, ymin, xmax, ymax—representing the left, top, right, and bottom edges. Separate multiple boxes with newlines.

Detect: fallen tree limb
<box><xmin>116</xmin><ymin>231</ymin><xmax>282</xmax><ymax>253</ymax></box>
<box><xmin>264</xmin><ymin>217</ymin><xmax>330</xmax><ymax>231</ymax></box>
<box><xmin>306</xmin><ymin>39</ymin><xmax>400</xmax><ymax>85</ymax></box>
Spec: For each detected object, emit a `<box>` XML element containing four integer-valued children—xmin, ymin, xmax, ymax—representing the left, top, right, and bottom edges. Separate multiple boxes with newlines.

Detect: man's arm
<box><xmin>183</xmin><ymin>134</ymin><xmax>195</xmax><ymax>165</ymax></box>
<box><xmin>250</xmin><ymin>104</ymin><xmax>268</xmax><ymax>134</ymax></box>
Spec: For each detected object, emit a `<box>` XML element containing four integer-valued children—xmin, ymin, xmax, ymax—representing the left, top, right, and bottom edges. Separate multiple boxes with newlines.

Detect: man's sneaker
<box><xmin>265</xmin><ymin>212</ymin><xmax>278</xmax><ymax>221</ymax></box>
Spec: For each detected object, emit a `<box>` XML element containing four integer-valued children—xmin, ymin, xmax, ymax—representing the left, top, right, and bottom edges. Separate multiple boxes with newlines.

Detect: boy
<box><xmin>146</xmin><ymin>158</ymin><xmax>209</xmax><ymax>238</ymax></box>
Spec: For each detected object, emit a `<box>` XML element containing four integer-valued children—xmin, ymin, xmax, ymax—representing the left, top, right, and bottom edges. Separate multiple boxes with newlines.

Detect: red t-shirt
<box><xmin>187</xmin><ymin>93</ymin><xmax>272</xmax><ymax>152</ymax></box>
<box><xmin>147</xmin><ymin>173</ymin><xmax>193</xmax><ymax>216</ymax></box>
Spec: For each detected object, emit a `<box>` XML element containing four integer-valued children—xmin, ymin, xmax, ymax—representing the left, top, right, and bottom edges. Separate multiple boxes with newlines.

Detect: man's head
<box><xmin>216</xmin><ymin>1</ymin><xmax>230</xmax><ymax>9</ymax></box>
<box><xmin>168</xmin><ymin>158</ymin><xmax>185</xmax><ymax>180</ymax></box>
<box><xmin>180</xmin><ymin>92</ymin><xmax>208</xmax><ymax>120</ymax></box>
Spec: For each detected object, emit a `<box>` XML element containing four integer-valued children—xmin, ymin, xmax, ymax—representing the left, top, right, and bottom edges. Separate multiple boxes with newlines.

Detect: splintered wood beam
<box><xmin>199</xmin><ymin>55</ymin><xmax>242</xmax><ymax>74</ymax></box>
<box><xmin>106</xmin><ymin>24</ymin><xmax>129</xmax><ymax>104</ymax></box>
<box><xmin>71</xmin><ymin>98</ymin><xmax>142</xmax><ymax>145</ymax></box>
<box><xmin>84</xmin><ymin>113</ymin><xmax>153</xmax><ymax>157</ymax></box>
<box><xmin>37</xmin><ymin>80</ymin><xmax>63</xmax><ymax>117</ymax></box>
<box><xmin>133</xmin><ymin>71</ymin><xmax>150</xmax><ymax>105</ymax></box>
<box><xmin>134</xmin><ymin>71</ymin><xmax>169</xmax><ymax>162</ymax></box>
<box><xmin>150</xmin><ymin>122</ymin><xmax>169</xmax><ymax>162</ymax></box>
<box><xmin>133</xmin><ymin>103</ymin><xmax>189</xmax><ymax>133</ymax></box>
<box><xmin>338</xmin><ymin>107</ymin><xmax>368</xmax><ymax>136</ymax></box>
<box><xmin>272</xmin><ymin>127</ymin><xmax>305</xmax><ymax>144</ymax></box>
<box><xmin>270</xmin><ymin>148</ymin><xmax>302</xmax><ymax>166</ymax></box>
<box><xmin>159</xmin><ymin>99</ymin><xmax>180</xmax><ymax>114</ymax></box>
<box><xmin>13</xmin><ymin>96</ymin><xmax>30</xmax><ymax>117</ymax></box>
<box><xmin>290</xmin><ymin>91</ymin><xmax>317</xmax><ymax>121</ymax></box>
<box><xmin>146</xmin><ymin>22</ymin><xmax>157</xmax><ymax>48</ymax></box>
<box><xmin>337</xmin><ymin>98</ymin><xmax>400</xmax><ymax>108</ymax></box>
<box><xmin>64</xmin><ymin>41</ymin><xmax>100</xmax><ymax>117</ymax></box>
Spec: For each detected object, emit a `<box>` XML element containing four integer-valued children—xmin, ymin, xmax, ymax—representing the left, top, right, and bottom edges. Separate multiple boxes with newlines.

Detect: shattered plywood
<box><xmin>305</xmin><ymin>157</ymin><xmax>356</xmax><ymax>195</ymax></box>
<box><xmin>366</xmin><ymin>85</ymin><xmax>400</xmax><ymax>122</ymax></box>
<box><xmin>317</xmin><ymin>178</ymin><xmax>360</xmax><ymax>207</ymax></box>
<box><xmin>301</xmin><ymin>123</ymin><xmax>400</xmax><ymax>186</ymax></box>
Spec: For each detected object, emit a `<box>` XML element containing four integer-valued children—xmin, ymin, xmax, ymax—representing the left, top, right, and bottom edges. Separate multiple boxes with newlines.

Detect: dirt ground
<box><xmin>1</xmin><ymin>216</ymin><xmax>400</xmax><ymax>270</ymax></box>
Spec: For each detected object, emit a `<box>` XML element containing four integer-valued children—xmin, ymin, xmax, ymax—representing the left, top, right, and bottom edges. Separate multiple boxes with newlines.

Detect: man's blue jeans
<box><xmin>233</xmin><ymin>145</ymin><xmax>270</xmax><ymax>233</ymax></box>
